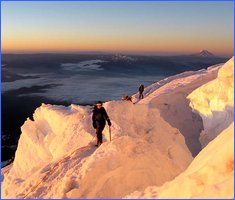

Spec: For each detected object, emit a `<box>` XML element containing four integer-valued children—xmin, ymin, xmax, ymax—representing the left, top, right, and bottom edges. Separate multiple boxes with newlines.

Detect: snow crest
<box><xmin>2</xmin><ymin>101</ymin><xmax>193</xmax><ymax>198</ymax></box>
<box><xmin>188</xmin><ymin>57</ymin><xmax>234</xmax><ymax>147</ymax></box>
<box><xmin>10</xmin><ymin>104</ymin><xmax>94</xmax><ymax>179</ymax></box>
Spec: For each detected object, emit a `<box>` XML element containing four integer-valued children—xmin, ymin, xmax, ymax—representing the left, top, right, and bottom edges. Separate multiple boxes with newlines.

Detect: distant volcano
<box><xmin>191</xmin><ymin>50</ymin><xmax>215</xmax><ymax>57</ymax></box>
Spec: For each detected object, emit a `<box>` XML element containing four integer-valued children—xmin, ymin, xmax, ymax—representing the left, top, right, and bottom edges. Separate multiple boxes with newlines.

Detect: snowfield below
<box><xmin>2</xmin><ymin>57</ymin><xmax>234</xmax><ymax>198</ymax></box>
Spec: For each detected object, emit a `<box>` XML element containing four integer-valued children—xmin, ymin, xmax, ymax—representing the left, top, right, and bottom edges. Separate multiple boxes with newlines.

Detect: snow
<box><xmin>66</xmin><ymin>102</ymin><xmax>192</xmax><ymax>198</ymax></box>
<box><xmin>126</xmin><ymin>122</ymin><xmax>234</xmax><ymax>198</ymax></box>
<box><xmin>188</xmin><ymin>57</ymin><xmax>234</xmax><ymax>147</ymax></box>
<box><xmin>193</xmin><ymin>50</ymin><xmax>215</xmax><ymax>57</ymax></box>
<box><xmin>132</xmin><ymin>64</ymin><xmax>221</xmax><ymax>156</ymax></box>
<box><xmin>11</xmin><ymin>104</ymin><xmax>94</xmax><ymax>179</ymax></box>
<box><xmin>2</xmin><ymin>101</ymin><xmax>193</xmax><ymax>198</ymax></box>
<box><xmin>132</xmin><ymin>65</ymin><xmax>220</xmax><ymax>105</ymax></box>
<box><xmin>1</xmin><ymin>57</ymin><xmax>233</xmax><ymax>198</ymax></box>
<box><xmin>126</xmin><ymin>57</ymin><xmax>234</xmax><ymax>198</ymax></box>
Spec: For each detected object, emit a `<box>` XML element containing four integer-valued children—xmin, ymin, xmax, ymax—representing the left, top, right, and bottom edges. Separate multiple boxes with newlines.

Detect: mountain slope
<box><xmin>127</xmin><ymin>122</ymin><xmax>234</xmax><ymax>198</ymax></box>
<box><xmin>2</xmin><ymin>103</ymin><xmax>193</xmax><ymax>198</ymax></box>
<box><xmin>191</xmin><ymin>50</ymin><xmax>215</xmax><ymax>57</ymax></box>
<box><xmin>132</xmin><ymin>63</ymin><xmax>221</xmax><ymax>156</ymax></box>
<box><xmin>188</xmin><ymin>57</ymin><xmax>234</xmax><ymax>147</ymax></box>
<box><xmin>2</xmin><ymin>57</ymin><xmax>233</xmax><ymax>198</ymax></box>
<box><xmin>126</xmin><ymin>57</ymin><xmax>234</xmax><ymax>198</ymax></box>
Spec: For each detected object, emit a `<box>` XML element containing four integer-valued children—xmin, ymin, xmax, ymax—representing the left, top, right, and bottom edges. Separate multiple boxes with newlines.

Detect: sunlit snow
<box><xmin>2</xmin><ymin>58</ymin><xmax>233</xmax><ymax>198</ymax></box>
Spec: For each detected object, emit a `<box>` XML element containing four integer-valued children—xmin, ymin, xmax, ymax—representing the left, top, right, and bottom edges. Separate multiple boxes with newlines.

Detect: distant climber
<box><xmin>121</xmin><ymin>95</ymin><xmax>132</xmax><ymax>102</ymax></box>
<box><xmin>139</xmin><ymin>84</ymin><xmax>144</xmax><ymax>99</ymax></box>
<box><xmin>92</xmin><ymin>101</ymin><xmax>112</xmax><ymax>147</ymax></box>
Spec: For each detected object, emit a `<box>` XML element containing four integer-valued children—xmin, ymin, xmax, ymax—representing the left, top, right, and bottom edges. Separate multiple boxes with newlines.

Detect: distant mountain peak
<box><xmin>192</xmin><ymin>50</ymin><xmax>215</xmax><ymax>57</ymax></box>
<box><xmin>112</xmin><ymin>54</ymin><xmax>137</xmax><ymax>62</ymax></box>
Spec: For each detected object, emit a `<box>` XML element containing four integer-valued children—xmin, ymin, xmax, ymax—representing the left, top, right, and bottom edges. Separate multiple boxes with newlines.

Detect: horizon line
<box><xmin>1</xmin><ymin>51</ymin><xmax>232</xmax><ymax>58</ymax></box>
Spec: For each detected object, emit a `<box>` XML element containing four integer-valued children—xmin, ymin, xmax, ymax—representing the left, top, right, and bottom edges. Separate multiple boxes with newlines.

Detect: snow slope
<box><xmin>2</xmin><ymin>102</ymin><xmax>193</xmax><ymax>198</ymax></box>
<box><xmin>132</xmin><ymin>63</ymin><xmax>221</xmax><ymax>156</ymax></box>
<box><xmin>11</xmin><ymin>104</ymin><xmax>94</xmax><ymax>179</ymax></box>
<box><xmin>127</xmin><ymin>122</ymin><xmax>234</xmax><ymax>198</ymax></box>
<box><xmin>67</xmin><ymin>102</ymin><xmax>192</xmax><ymax>198</ymax></box>
<box><xmin>188</xmin><ymin>57</ymin><xmax>234</xmax><ymax>147</ymax></box>
<box><xmin>2</xmin><ymin>58</ymin><xmax>233</xmax><ymax>198</ymax></box>
<box><xmin>126</xmin><ymin>57</ymin><xmax>234</xmax><ymax>198</ymax></box>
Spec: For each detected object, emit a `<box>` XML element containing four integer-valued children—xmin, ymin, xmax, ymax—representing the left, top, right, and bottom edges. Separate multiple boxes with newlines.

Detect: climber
<box><xmin>92</xmin><ymin>101</ymin><xmax>112</xmax><ymax>147</ymax></box>
<box><xmin>139</xmin><ymin>84</ymin><xmax>144</xmax><ymax>99</ymax></box>
<box><xmin>121</xmin><ymin>95</ymin><xmax>132</xmax><ymax>102</ymax></box>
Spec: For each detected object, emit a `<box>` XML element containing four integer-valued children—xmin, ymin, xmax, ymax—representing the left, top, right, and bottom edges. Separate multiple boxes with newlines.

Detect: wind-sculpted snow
<box><xmin>66</xmin><ymin>102</ymin><xmax>192</xmax><ymax>198</ymax></box>
<box><xmin>9</xmin><ymin>104</ymin><xmax>94</xmax><ymax>179</ymax></box>
<box><xmin>132</xmin><ymin>63</ymin><xmax>221</xmax><ymax>156</ymax></box>
<box><xmin>188</xmin><ymin>57</ymin><xmax>234</xmax><ymax>147</ymax></box>
<box><xmin>125</xmin><ymin>57</ymin><xmax>234</xmax><ymax>198</ymax></box>
<box><xmin>2</xmin><ymin>57</ymin><xmax>233</xmax><ymax>198</ymax></box>
<box><xmin>2</xmin><ymin>101</ymin><xmax>193</xmax><ymax>198</ymax></box>
<box><xmin>126</xmin><ymin>122</ymin><xmax>234</xmax><ymax>198</ymax></box>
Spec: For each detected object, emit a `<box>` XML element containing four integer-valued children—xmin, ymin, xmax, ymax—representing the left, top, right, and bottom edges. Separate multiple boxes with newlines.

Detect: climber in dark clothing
<box><xmin>139</xmin><ymin>84</ymin><xmax>144</xmax><ymax>99</ymax></box>
<box><xmin>92</xmin><ymin>101</ymin><xmax>111</xmax><ymax>147</ymax></box>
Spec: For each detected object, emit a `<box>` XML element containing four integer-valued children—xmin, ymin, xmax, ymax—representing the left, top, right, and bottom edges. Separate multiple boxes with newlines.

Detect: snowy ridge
<box><xmin>126</xmin><ymin>57</ymin><xmax>234</xmax><ymax>198</ymax></box>
<box><xmin>188</xmin><ymin>57</ymin><xmax>234</xmax><ymax>147</ymax></box>
<box><xmin>2</xmin><ymin>58</ymin><xmax>233</xmax><ymax>198</ymax></box>
<box><xmin>2</xmin><ymin>101</ymin><xmax>193</xmax><ymax>198</ymax></box>
<box><xmin>131</xmin><ymin>63</ymin><xmax>222</xmax><ymax>156</ymax></box>
<box><xmin>132</xmin><ymin>65</ymin><xmax>221</xmax><ymax>105</ymax></box>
